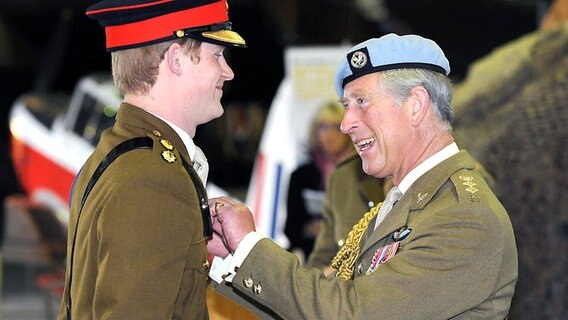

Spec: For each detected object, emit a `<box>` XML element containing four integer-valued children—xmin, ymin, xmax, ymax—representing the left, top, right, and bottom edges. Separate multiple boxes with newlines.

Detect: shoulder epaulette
<box><xmin>450</xmin><ymin>169</ymin><xmax>483</xmax><ymax>203</ymax></box>
<box><xmin>149</xmin><ymin>129</ymin><xmax>180</xmax><ymax>164</ymax></box>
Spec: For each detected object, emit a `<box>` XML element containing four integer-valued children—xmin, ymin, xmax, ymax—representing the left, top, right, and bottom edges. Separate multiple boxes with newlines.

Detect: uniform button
<box><xmin>252</xmin><ymin>284</ymin><xmax>262</xmax><ymax>295</ymax></box>
<box><xmin>202</xmin><ymin>260</ymin><xmax>210</xmax><ymax>269</ymax></box>
<box><xmin>368</xmin><ymin>201</ymin><xmax>375</xmax><ymax>208</ymax></box>
<box><xmin>337</xmin><ymin>239</ymin><xmax>345</xmax><ymax>247</ymax></box>
<box><xmin>357</xmin><ymin>263</ymin><xmax>363</xmax><ymax>276</ymax></box>
<box><xmin>243</xmin><ymin>277</ymin><xmax>253</xmax><ymax>288</ymax></box>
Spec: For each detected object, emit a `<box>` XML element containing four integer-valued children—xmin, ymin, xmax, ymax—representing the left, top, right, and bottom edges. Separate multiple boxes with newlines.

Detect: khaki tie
<box><xmin>374</xmin><ymin>186</ymin><xmax>402</xmax><ymax>230</ymax></box>
<box><xmin>193</xmin><ymin>146</ymin><xmax>209</xmax><ymax>185</ymax></box>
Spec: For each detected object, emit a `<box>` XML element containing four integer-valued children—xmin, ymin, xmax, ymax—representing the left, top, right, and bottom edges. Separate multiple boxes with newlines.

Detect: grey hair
<box><xmin>378</xmin><ymin>68</ymin><xmax>454</xmax><ymax>132</ymax></box>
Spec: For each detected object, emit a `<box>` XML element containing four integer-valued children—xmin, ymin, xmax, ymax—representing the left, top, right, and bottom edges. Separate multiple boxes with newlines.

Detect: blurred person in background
<box><xmin>284</xmin><ymin>101</ymin><xmax>355</xmax><ymax>262</ymax></box>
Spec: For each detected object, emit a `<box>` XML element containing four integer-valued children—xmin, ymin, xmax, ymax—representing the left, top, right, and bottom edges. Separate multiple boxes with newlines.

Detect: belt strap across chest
<box><xmin>65</xmin><ymin>137</ymin><xmax>212</xmax><ymax>319</ymax></box>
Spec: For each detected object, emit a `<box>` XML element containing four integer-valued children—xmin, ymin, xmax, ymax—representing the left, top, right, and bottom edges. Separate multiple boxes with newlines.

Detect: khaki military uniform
<box><xmin>306</xmin><ymin>155</ymin><xmax>386</xmax><ymax>269</ymax></box>
<box><xmin>216</xmin><ymin>151</ymin><xmax>518</xmax><ymax>319</ymax></box>
<box><xmin>58</xmin><ymin>103</ymin><xmax>210</xmax><ymax>320</ymax></box>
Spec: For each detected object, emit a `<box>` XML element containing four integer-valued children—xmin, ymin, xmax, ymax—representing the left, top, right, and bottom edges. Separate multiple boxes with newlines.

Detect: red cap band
<box><xmin>104</xmin><ymin>0</ymin><xmax>228</xmax><ymax>50</ymax></box>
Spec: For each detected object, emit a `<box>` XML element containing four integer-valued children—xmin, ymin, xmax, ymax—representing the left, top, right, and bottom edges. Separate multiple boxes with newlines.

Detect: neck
<box><xmin>393</xmin><ymin>131</ymin><xmax>454</xmax><ymax>185</ymax></box>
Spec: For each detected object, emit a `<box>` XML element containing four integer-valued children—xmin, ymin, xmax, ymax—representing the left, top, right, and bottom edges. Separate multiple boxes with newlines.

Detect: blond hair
<box><xmin>111</xmin><ymin>38</ymin><xmax>201</xmax><ymax>95</ymax></box>
<box><xmin>308</xmin><ymin>101</ymin><xmax>346</xmax><ymax>153</ymax></box>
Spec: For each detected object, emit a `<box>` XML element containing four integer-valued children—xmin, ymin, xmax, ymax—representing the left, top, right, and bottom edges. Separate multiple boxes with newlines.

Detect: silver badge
<box><xmin>350</xmin><ymin>51</ymin><xmax>368</xmax><ymax>69</ymax></box>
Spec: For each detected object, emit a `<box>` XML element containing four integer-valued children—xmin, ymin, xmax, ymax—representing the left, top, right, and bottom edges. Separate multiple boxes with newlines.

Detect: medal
<box><xmin>366</xmin><ymin>241</ymin><xmax>400</xmax><ymax>275</ymax></box>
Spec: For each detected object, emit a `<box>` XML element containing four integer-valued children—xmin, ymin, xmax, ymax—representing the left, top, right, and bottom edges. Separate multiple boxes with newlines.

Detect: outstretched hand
<box><xmin>206</xmin><ymin>196</ymin><xmax>256</xmax><ymax>257</ymax></box>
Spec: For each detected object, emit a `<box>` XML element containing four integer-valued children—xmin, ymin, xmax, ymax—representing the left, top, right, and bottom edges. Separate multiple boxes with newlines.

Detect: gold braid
<box><xmin>331</xmin><ymin>202</ymin><xmax>383</xmax><ymax>280</ymax></box>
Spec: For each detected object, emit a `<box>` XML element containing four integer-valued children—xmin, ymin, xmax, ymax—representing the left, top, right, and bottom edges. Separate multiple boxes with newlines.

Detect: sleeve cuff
<box><xmin>209</xmin><ymin>231</ymin><xmax>266</xmax><ymax>283</ymax></box>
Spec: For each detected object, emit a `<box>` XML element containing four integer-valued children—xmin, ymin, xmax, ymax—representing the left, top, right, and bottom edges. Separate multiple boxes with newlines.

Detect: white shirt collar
<box><xmin>397</xmin><ymin>142</ymin><xmax>459</xmax><ymax>194</ymax></box>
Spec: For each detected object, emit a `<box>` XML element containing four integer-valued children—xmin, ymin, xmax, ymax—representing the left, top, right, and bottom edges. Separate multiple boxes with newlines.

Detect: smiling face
<box><xmin>340</xmin><ymin>73</ymin><xmax>414</xmax><ymax>182</ymax></box>
<box><xmin>180</xmin><ymin>42</ymin><xmax>234</xmax><ymax>127</ymax></box>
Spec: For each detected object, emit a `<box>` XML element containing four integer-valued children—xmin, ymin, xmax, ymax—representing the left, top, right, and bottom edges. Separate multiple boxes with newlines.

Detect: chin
<box><xmin>362</xmin><ymin>161</ymin><xmax>383</xmax><ymax>178</ymax></box>
<box><xmin>208</xmin><ymin>105</ymin><xmax>224</xmax><ymax>119</ymax></box>
<box><xmin>214</xmin><ymin>109</ymin><xmax>224</xmax><ymax>119</ymax></box>
<box><xmin>361</xmin><ymin>162</ymin><xmax>374</xmax><ymax>176</ymax></box>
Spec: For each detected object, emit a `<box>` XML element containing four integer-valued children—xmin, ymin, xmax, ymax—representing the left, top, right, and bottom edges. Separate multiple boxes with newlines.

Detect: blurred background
<box><xmin>1</xmin><ymin>0</ymin><xmax>566</xmax><ymax>319</ymax></box>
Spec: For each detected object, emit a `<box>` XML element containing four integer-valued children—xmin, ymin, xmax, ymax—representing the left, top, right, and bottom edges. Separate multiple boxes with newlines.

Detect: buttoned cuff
<box><xmin>209</xmin><ymin>231</ymin><xmax>265</xmax><ymax>283</ymax></box>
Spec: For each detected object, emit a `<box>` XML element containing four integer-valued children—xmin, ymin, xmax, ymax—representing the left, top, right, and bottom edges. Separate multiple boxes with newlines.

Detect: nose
<box><xmin>221</xmin><ymin>57</ymin><xmax>234</xmax><ymax>81</ymax></box>
<box><xmin>340</xmin><ymin>107</ymin><xmax>357</xmax><ymax>134</ymax></box>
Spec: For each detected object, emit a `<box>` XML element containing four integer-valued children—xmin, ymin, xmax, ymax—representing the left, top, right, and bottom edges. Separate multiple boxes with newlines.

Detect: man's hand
<box><xmin>208</xmin><ymin>196</ymin><xmax>256</xmax><ymax>254</ymax></box>
<box><xmin>206</xmin><ymin>231</ymin><xmax>232</xmax><ymax>258</ymax></box>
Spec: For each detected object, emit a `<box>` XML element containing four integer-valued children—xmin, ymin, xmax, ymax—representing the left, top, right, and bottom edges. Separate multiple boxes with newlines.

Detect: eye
<box><xmin>214</xmin><ymin>49</ymin><xmax>225</xmax><ymax>58</ymax></box>
<box><xmin>356</xmin><ymin>97</ymin><xmax>365</xmax><ymax>105</ymax></box>
<box><xmin>339</xmin><ymin>99</ymin><xmax>351</xmax><ymax>110</ymax></box>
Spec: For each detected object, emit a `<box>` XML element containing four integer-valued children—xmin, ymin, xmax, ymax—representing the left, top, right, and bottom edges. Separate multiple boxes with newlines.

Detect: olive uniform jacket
<box><xmin>306</xmin><ymin>155</ymin><xmax>386</xmax><ymax>269</ymax></box>
<box><xmin>58</xmin><ymin>103</ymin><xmax>210</xmax><ymax>320</ymax></box>
<box><xmin>215</xmin><ymin>151</ymin><xmax>518</xmax><ymax>319</ymax></box>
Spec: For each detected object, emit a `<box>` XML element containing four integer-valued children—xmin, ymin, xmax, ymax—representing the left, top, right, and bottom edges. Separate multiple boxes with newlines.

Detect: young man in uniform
<box><xmin>58</xmin><ymin>1</ymin><xmax>245</xmax><ymax>319</ymax></box>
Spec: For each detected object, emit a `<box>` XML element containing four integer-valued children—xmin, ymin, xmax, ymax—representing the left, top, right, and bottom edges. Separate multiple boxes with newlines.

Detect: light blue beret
<box><xmin>334</xmin><ymin>33</ymin><xmax>450</xmax><ymax>97</ymax></box>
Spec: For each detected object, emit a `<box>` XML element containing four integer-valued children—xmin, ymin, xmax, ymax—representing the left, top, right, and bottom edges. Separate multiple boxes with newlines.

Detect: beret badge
<box><xmin>350</xmin><ymin>50</ymin><xmax>368</xmax><ymax>69</ymax></box>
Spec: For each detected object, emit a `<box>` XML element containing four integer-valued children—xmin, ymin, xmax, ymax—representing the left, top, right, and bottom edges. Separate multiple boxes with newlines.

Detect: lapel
<box><xmin>359</xmin><ymin>150</ymin><xmax>476</xmax><ymax>257</ymax></box>
<box><xmin>360</xmin><ymin>194</ymin><xmax>411</xmax><ymax>256</ymax></box>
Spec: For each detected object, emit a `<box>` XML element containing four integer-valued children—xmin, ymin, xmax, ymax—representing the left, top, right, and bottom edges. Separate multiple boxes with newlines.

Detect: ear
<box><xmin>407</xmin><ymin>86</ymin><xmax>430</xmax><ymax>127</ymax></box>
<box><xmin>164</xmin><ymin>43</ymin><xmax>183</xmax><ymax>76</ymax></box>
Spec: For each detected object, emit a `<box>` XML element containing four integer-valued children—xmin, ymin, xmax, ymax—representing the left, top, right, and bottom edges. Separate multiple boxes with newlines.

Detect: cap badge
<box><xmin>161</xmin><ymin>150</ymin><xmax>176</xmax><ymax>163</ymax></box>
<box><xmin>350</xmin><ymin>50</ymin><xmax>368</xmax><ymax>69</ymax></box>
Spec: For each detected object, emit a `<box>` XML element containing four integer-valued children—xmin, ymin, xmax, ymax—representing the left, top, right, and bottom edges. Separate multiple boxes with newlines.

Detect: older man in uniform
<box><xmin>57</xmin><ymin>1</ymin><xmax>245</xmax><ymax>319</ymax></box>
<box><xmin>207</xmin><ymin>33</ymin><xmax>518</xmax><ymax>319</ymax></box>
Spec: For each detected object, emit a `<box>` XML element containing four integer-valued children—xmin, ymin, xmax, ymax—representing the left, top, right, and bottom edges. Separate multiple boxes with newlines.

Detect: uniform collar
<box><xmin>360</xmin><ymin>147</ymin><xmax>471</xmax><ymax>257</ymax></box>
<box><xmin>398</xmin><ymin>142</ymin><xmax>459</xmax><ymax>194</ymax></box>
<box><xmin>145</xmin><ymin>110</ymin><xmax>197</xmax><ymax>162</ymax></box>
